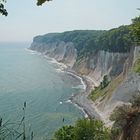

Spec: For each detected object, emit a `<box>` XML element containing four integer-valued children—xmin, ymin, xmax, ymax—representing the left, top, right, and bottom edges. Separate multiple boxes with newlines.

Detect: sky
<box><xmin>0</xmin><ymin>0</ymin><xmax>140</xmax><ymax>42</ymax></box>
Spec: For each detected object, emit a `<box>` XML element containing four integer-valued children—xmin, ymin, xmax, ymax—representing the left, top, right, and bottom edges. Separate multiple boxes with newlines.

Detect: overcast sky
<box><xmin>0</xmin><ymin>0</ymin><xmax>139</xmax><ymax>42</ymax></box>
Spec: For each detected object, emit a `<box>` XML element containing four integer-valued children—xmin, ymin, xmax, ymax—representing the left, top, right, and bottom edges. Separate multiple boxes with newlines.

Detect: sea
<box><xmin>0</xmin><ymin>42</ymin><xmax>85</xmax><ymax>140</ymax></box>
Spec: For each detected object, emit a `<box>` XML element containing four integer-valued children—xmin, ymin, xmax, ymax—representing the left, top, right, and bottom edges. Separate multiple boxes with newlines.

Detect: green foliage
<box><xmin>0</xmin><ymin>0</ymin><xmax>51</xmax><ymax>16</ymax></box>
<box><xmin>132</xmin><ymin>16</ymin><xmax>140</xmax><ymax>24</ymax></box>
<box><xmin>0</xmin><ymin>0</ymin><xmax>8</xmax><ymax>16</ymax></box>
<box><xmin>110</xmin><ymin>104</ymin><xmax>132</xmax><ymax>139</ymax></box>
<box><xmin>130</xmin><ymin>16</ymin><xmax>140</xmax><ymax>45</ymax></box>
<box><xmin>31</xmin><ymin>16</ymin><xmax>139</xmax><ymax>61</ymax></box>
<box><xmin>0</xmin><ymin>102</ymin><xmax>34</xmax><ymax>140</ymax></box>
<box><xmin>101</xmin><ymin>75</ymin><xmax>109</xmax><ymax>89</ymax></box>
<box><xmin>133</xmin><ymin>56</ymin><xmax>140</xmax><ymax>74</ymax></box>
<box><xmin>110</xmin><ymin>128</ymin><xmax>121</xmax><ymax>140</ymax></box>
<box><xmin>33</xmin><ymin>30</ymin><xmax>104</xmax><ymax>59</ymax></box>
<box><xmin>52</xmin><ymin>119</ymin><xmax>110</xmax><ymax>140</ymax></box>
<box><xmin>90</xmin><ymin>86</ymin><xmax>103</xmax><ymax>101</ymax></box>
<box><xmin>130</xmin><ymin>93</ymin><xmax>140</xmax><ymax>108</ymax></box>
<box><xmin>97</xmin><ymin>25</ymin><xmax>133</xmax><ymax>52</ymax></box>
<box><xmin>90</xmin><ymin>75</ymin><xmax>109</xmax><ymax>101</ymax></box>
<box><xmin>37</xmin><ymin>0</ymin><xmax>51</xmax><ymax>6</ymax></box>
<box><xmin>52</xmin><ymin>126</ymin><xmax>75</xmax><ymax>140</ymax></box>
<box><xmin>34</xmin><ymin>25</ymin><xmax>134</xmax><ymax>61</ymax></box>
<box><xmin>110</xmin><ymin>104</ymin><xmax>131</xmax><ymax>124</ymax></box>
<box><xmin>74</xmin><ymin>119</ymin><xmax>110</xmax><ymax>140</ymax></box>
<box><xmin>110</xmin><ymin>94</ymin><xmax>140</xmax><ymax>128</ymax></box>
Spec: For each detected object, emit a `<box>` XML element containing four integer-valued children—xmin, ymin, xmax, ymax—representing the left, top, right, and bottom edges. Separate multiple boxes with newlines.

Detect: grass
<box><xmin>89</xmin><ymin>85</ymin><xmax>107</xmax><ymax>101</ymax></box>
<box><xmin>89</xmin><ymin>73</ymin><xmax>124</xmax><ymax>102</ymax></box>
<box><xmin>133</xmin><ymin>56</ymin><xmax>140</xmax><ymax>74</ymax></box>
<box><xmin>89</xmin><ymin>54</ymin><xmax>140</xmax><ymax>102</ymax></box>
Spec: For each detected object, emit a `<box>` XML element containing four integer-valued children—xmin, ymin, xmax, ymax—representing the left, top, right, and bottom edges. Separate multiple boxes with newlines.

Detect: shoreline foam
<box><xmin>27</xmin><ymin>48</ymin><xmax>103</xmax><ymax>121</ymax></box>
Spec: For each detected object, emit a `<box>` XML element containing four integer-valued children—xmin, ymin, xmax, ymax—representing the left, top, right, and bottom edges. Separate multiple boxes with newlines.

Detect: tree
<box><xmin>74</xmin><ymin>119</ymin><xmax>110</xmax><ymax>140</ymax></box>
<box><xmin>101</xmin><ymin>75</ymin><xmax>109</xmax><ymax>89</ymax></box>
<box><xmin>0</xmin><ymin>0</ymin><xmax>8</xmax><ymax>16</ymax></box>
<box><xmin>37</xmin><ymin>0</ymin><xmax>52</xmax><ymax>6</ymax></box>
<box><xmin>0</xmin><ymin>0</ymin><xmax>52</xmax><ymax>16</ymax></box>
<box><xmin>52</xmin><ymin>119</ymin><xmax>110</xmax><ymax>140</ymax></box>
<box><xmin>131</xmin><ymin>16</ymin><xmax>140</xmax><ymax>45</ymax></box>
<box><xmin>52</xmin><ymin>126</ymin><xmax>75</xmax><ymax>140</ymax></box>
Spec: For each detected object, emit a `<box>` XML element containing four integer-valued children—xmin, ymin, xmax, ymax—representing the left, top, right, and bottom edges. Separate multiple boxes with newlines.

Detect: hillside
<box><xmin>31</xmin><ymin>26</ymin><xmax>132</xmax><ymax>59</ymax></box>
<box><xmin>30</xmin><ymin>25</ymin><xmax>133</xmax><ymax>85</ymax></box>
<box><xmin>29</xmin><ymin>18</ymin><xmax>140</xmax><ymax>139</ymax></box>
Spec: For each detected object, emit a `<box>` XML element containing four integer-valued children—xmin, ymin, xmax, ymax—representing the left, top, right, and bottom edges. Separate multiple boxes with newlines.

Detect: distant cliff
<box><xmin>96</xmin><ymin>46</ymin><xmax>140</xmax><ymax>121</ymax></box>
<box><xmin>30</xmin><ymin>27</ymin><xmax>132</xmax><ymax>84</ymax></box>
<box><xmin>30</xmin><ymin>16</ymin><xmax>140</xmax><ymax>140</ymax></box>
<box><xmin>30</xmin><ymin>26</ymin><xmax>140</xmax><ymax>122</ymax></box>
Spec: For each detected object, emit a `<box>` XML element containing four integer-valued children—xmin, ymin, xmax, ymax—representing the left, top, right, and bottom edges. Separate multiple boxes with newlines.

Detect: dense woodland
<box><xmin>34</xmin><ymin>14</ymin><xmax>140</xmax><ymax>62</ymax></box>
<box><xmin>34</xmin><ymin>25</ymin><xmax>133</xmax><ymax>60</ymax></box>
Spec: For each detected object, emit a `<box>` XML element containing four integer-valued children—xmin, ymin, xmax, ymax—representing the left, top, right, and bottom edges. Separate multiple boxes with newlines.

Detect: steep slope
<box><xmin>73</xmin><ymin>50</ymin><xmax>129</xmax><ymax>85</ymax></box>
<box><xmin>30</xmin><ymin>26</ymin><xmax>136</xmax><ymax>122</ymax></box>
<box><xmin>96</xmin><ymin>46</ymin><xmax>140</xmax><ymax>121</ymax></box>
<box><xmin>30</xmin><ymin>27</ymin><xmax>132</xmax><ymax>85</ymax></box>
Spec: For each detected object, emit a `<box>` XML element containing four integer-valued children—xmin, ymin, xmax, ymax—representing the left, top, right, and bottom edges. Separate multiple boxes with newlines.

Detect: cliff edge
<box><xmin>30</xmin><ymin>28</ymin><xmax>139</xmax><ymax>123</ymax></box>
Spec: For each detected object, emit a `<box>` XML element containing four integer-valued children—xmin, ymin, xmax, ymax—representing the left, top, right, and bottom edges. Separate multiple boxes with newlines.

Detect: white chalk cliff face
<box><xmin>30</xmin><ymin>41</ymin><xmax>129</xmax><ymax>85</ymax></box>
<box><xmin>30</xmin><ymin>41</ymin><xmax>77</xmax><ymax>68</ymax></box>
<box><xmin>30</xmin><ymin>37</ymin><xmax>140</xmax><ymax>121</ymax></box>
<box><xmin>99</xmin><ymin>73</ymin><xmax>140</xmax><ymax>120</ymax></box>
<box><xmin>96</xmin><ymin>47</ymin><xmax>140</xmax><ymax>121</ymax></box>
<box><xmin>73</xmin><ymin>50</ymin><xmax>129</xmax><ymax>85</ymax></box>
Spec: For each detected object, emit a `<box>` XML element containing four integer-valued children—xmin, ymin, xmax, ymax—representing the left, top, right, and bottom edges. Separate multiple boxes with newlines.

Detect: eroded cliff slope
<box><xmin>30</xmin><ymin>28</ymin><xmax>138</xmax><ymax>121</ymax></box>
<box><xmin>30</xmin><ymin>28</ymin><xmax>132</xmax><ymax>85</ymax></box>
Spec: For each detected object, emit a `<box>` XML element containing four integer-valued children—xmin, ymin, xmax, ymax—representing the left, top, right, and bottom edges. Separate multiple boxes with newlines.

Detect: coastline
<box><xmin>69</xmin><ymin>73</ymin><xmax>103</xmax><ymax>120</ymax></box>
<box><xmin>27</xmin><ymin>48</ymin><xmax>103</xmax><ymax>121</ymax></box>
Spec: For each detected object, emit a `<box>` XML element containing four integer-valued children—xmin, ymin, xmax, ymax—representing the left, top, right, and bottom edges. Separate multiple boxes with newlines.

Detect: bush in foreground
<box><xmin>110</xmin><ymin>93</ymin><xmax>140</xmax><ymax>140</ymax></box>
<box><xmin>52</xmin><ymin>119</ymin><xmax>110</xmax><ymax>140</ymax></box>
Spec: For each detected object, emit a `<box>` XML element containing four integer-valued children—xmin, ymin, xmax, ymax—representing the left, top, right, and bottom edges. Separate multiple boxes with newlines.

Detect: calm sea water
<box><xmin>0</xmin><ymin>43</ymin><xmax>84</xmax><ymax>139</ymax></box>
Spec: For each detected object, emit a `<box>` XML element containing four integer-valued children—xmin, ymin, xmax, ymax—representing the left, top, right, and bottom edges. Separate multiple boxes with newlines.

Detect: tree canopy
<box><xmin>37</xmin><ymin>0</ymin><xmax>52</xmax><ymax>6</ymax></box>
<box><xmin>52</xmin><ymin>119</ymin><xmax>110</xmax><ymax>140</ymax></box>
<box><xmin>131</xmin><ymin>16</ymin><xmax>140</xmax><ymax>45</ymax></box>
<box><xmin>0</xmin><ymin>0</ymin><xmax>51</xmax><ymax>16</ymax></box>
<box><xmin>0</xmin><ymin>0</ymin><xmax>8</xmax><ymax>16</ymax></box>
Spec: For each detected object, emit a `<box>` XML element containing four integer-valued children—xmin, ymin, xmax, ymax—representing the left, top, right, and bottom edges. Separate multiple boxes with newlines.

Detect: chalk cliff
<box><xmin>30</xmin><ymin>29</ymin><xmax>131</xmax><ymax>85</ymax></box>
<box><xmin>30</xmin><ymin>29</ymin><xmax>139</xmax><ymax>121</ymax></box>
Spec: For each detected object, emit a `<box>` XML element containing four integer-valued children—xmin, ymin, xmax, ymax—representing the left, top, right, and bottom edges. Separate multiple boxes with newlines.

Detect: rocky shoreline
<box><xmin>69</xmin><ymin>73</ymin><xmax>103</xmax><ymax>120</ymax></box>
<box><xmin>27</xmin><ymin>48</ymin><xmax>104</xmax><ymax>122</ymax></box>
<box><xmin>55</xmin><ymin>68</ymin><xmax>104</xmax><ymax>121</ymax></box>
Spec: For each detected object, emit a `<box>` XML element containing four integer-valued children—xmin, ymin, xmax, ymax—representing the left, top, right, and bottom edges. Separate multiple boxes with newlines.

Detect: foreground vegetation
<box><xmin>0</xmin><ymin>2</ymin><xmax>139</xmax><ymax>138</ymax></box>
<box><xmin>52</xmin><ymin>119</ymin><xmax>110</xmax><ymax>140</ymax></box>
<box><xmin>52</xmin><ymin>15</ymin><xmax>140</xmax><ymax>140</ymax></box>
<box><xmin>0</xmin><ymin>102</ymin><xmax>34</xmax><ymax>140</ymax></box>
<box><xmin>52</xmin><ymin>93</ymin><xmax>140</xmax><ymax>140</ymax></box>
<box><xmin>0</xmin><ymin>0</ymin><xmax>51</xmax><ymax>16</ymax></box>
<box><xmin>1</xmin><ymin>94</ymin><xmax>140</xmax><ymax>140</ymax></box>
<box><xmin>110</xmin><ymin>94</ymin><xmax>140</xmax><ymax>140</ymax></box>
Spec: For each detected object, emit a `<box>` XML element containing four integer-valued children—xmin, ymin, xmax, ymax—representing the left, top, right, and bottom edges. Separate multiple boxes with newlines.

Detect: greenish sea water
<box><xmin>0</xmin><ymin>43</ymin><xmax>84</xmax><ymax>139</ymax></box>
